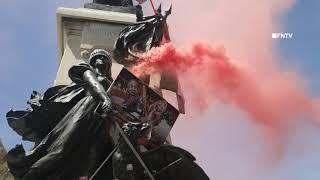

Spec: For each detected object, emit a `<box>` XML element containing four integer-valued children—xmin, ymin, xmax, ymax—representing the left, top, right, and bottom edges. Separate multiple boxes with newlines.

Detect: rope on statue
<box><xmin>114</xmin><ymin>121</ymin><xmax>155</xmax><ymax>180</ymax></box>
<box><xmin>148</xmin><ymin>0</ymin><xmax>171</xmax><ymax>43</ymax></box>
<box><xmin>148</xmin><ymin>0</ymin><xmax>157</xmax><ymax>14</ymax></box>
<box><xmin>154</xmin><ymin>158</ymin><xmax>182</xmax><ymax>177</ymax></box>
<box><xmin>89</xmin><ymin>144</ymin><xmax>119</xmax><ymax>180</ymax></box>
<box><xmin>89</xmin><ymin>112</ymin><xmax>155</xmax><ymax>180</ymax></box>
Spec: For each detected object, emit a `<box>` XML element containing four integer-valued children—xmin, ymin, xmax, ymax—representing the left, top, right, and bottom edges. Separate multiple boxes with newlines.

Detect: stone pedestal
<box><xmin>55</xmin><ymin>7</ymin><xmax>136</xmax><ymax>85</ymax></box>
<box><xmin>0</xmin><ymin>139</ymin><xmax>13</xmax><ymax>180</ymax></box>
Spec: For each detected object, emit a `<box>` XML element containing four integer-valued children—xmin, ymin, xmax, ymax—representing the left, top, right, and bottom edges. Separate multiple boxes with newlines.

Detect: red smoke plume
<box><xmin>132</xmin><ymin>42</ymin><xmax>319</xmax><ymax>128</ymax></box>
<box><xmin>140</xmin><ymin>0</ymin><xmax>319</xmax><ymax>178</ymax></box>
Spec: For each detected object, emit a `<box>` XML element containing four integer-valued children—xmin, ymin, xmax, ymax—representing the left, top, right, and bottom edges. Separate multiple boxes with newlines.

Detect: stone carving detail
<box><xmin>81</xmin><ymin>22</ymin><xmax>125</xmax><ymax>57</ymax></box>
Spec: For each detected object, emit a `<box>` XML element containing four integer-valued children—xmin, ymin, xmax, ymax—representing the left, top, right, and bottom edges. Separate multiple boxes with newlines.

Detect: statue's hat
<box><xmin>89</xmin><ymin>49</ymin><xmax>112</xmax><ymax>66</ymax></box>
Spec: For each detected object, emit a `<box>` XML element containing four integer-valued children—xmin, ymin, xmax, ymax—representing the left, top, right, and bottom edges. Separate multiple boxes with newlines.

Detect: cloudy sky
<box><xmin>0</xmin><ymin>0</ymin><xmax>320</xmax><ymax>179</ymax></box>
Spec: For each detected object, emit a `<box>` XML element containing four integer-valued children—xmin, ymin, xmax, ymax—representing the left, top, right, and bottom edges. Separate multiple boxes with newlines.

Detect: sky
<box><xmin>0</xmin><ymin>0</ymin><xmax>320</xmax><ymax>180</ymax></box>
<box><xmin>278</xmin><ymin>0</ymin><xmax>320</xmax><ymax>96</ymax></box>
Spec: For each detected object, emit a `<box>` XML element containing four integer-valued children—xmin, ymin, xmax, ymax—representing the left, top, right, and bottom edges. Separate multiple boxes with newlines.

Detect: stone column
<box><xmin>55</xmin><ymin>7</ymin><xmax>136</xmax><ymax>85</ymax></box>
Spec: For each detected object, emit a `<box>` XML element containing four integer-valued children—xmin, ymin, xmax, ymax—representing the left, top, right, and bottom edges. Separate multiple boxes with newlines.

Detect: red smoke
<box><xmin>139</xmin><ymin>0</ymin><xmax>319</xmax><ymax>178</ymax></box>
<box><xmin>132</xmin><ymin>42</ymin><xmax>319</xmax><ymax>128</ymax></box>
